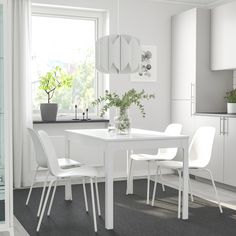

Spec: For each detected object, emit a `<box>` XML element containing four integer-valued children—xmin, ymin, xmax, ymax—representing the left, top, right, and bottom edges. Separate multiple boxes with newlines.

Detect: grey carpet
<box><xmin>14</xmin><ymin>179</ymin><xmax>236</xmax><ymax>236</ymax></box>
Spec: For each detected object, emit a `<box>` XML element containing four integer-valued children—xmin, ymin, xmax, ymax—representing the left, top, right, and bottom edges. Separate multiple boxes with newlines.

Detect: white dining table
<box><xmin>64</xmin><ymin>128</ymin><xmax>189</xmax><ymax>230</ymax></box>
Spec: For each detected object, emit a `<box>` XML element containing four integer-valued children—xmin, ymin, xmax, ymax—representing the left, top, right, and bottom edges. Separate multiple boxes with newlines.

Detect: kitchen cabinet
<box><xmin>171</xmin><ymin>7</ymin><xmax>236</xmax><ymax>188</ymax></box>
<box><xmin>177</xmin><ymin>114</ymin><xmax>236</xmax><ymax>187</ymax></box>
<box><xmin>211</xmin><ymin>1</ymin><xmax>236</xmax><ymax>70</ymax></box>
<box><xmin>172</xmin><ymin>8</ymin><xmax>232</xmax><ymax>113</ymax></box>
<box><xmin>194</xmin><ymin>116</ymin><xmax>224</xmax><ymax>183</ymax></box>
<box><xmin>171</xmin><ymin>100</ymin><xmax>196</xmax><ymax>138</ymax></box>
<box><xmin>171</xmin><ymin>8</ymin><xmax>196</xmax><ymax>100</ymax></box>
<box><xmin>194</xmin><ymin>116</ymin><xmax>236</xmax><ymax>187</ymax></box>
<box><xmin>223</xmin><ymin>118</ymin><xmax>236</xmax><ymax>187</ymax></box>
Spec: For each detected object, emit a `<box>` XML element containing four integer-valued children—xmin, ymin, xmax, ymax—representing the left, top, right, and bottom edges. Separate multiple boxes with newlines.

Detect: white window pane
<box><xmin>32</xmin><ymin>14</ymin><xmax>97</xmax><ymax>116</ymax></box>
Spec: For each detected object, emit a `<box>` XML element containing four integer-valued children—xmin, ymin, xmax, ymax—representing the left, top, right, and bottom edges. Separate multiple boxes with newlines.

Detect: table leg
<box><xmin>65</xmin><ymin>137</ymin><xmax>70</xmax><ymax>158</ymax></box>
<box><xmin>65</xmin><ymin>137</ymin><xmax>72</xmax><ymax>201</ymax></box>
<box><xmin>104</xmin><ymin>149</ymin><xmax>114</xmax><ymax>229</ymax></box>
<box><xmin>126</xmin><ymin>150</ymin><xmax>133</xmax><ymax>194</ymax></box>
<box><xmin>182</xmin><ymin>143</ymin><xmax>189</xmax><ymax>220</ymax></box>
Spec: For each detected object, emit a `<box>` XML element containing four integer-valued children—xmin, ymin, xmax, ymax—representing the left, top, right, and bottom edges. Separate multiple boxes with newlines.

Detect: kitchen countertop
<box><xmin>194</xmin><ymin>112</ymin><xmax>236</xmax><ymax>117</ymax></box>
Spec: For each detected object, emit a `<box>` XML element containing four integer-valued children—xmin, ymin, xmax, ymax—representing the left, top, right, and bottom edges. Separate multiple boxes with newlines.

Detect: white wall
<box><xmin>32</xmin><ymin>0</ymin><xmax>191</xmax><ymax>181</ymax></box>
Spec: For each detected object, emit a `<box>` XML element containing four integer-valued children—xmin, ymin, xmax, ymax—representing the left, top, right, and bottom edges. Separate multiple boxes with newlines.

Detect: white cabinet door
<box><xmin>211</xmin><ymin>1</ymin><xmax>236</xmax><ymax>70</ymax></box>
<box><xmin>194</xmin><ymin>116</ymin><xmax>224</xmax><ymax>183</ymax></box>
<box><xmin>171</xmin><ymin>100</ymin><xmax>196</xmax><ymax>138</ymax></box>
<box><xmin>171</xmin><ymin>9</ymin><xmax>196</xmax><ymax>100</ymax></box>
<box><xmin>171</xmin><ymin>100</ymin><xmax>195</xmax><ymax>161</ymax></box>
<box><xmin>223</xmin><ymin>118</ymin><xmax>236</xmax><ymax>187</ymax></box>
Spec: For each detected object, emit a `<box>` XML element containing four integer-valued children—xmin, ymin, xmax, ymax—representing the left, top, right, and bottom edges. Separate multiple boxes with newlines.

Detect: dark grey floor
<box><xmin>14</xmin><ymin>179</ymin><xmax>236</xmax><ymax>236</ymax></box>
<box><xmin>0</xmin><ymin>200</ymin><xmax>5</xmax><ymax>221</ymax></box>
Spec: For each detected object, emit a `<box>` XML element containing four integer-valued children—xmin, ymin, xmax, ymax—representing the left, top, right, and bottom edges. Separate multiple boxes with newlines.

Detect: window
<box><xmin>31</xmin><ymin>6</ymin><xmax>104</xmax><ymax>118</ymax></box>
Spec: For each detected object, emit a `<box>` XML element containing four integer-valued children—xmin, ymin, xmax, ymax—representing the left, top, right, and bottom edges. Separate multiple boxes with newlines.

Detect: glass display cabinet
<box><xmin>0</xmin><ymin>0</ymin><xmax>13</xmax><ymax>235</ymax></box>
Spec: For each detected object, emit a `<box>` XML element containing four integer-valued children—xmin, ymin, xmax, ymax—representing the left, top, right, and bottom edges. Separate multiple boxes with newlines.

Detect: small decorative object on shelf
<box><xmin>92</xmin><ymin>89</ymin><xmax>155</xmax><ymax>135</ymax></box>
<box><xmin>225</xmin><ymin>89</ymin><xmax>236</xmax><ymax>114</ymax></box>
<box><xmin>73</xmin><ymin>104</ymin><xmax>80</xmax><ymax>120</ymax></box>
<box><xmin>86</xmin><ymin>108</ymin><xmax>90</xmax><ymax>120</ymax></box>
<box><xmin>75</xmin><ymin>105</ymin><xmax>78</xmax><ymax>119</ymax></box>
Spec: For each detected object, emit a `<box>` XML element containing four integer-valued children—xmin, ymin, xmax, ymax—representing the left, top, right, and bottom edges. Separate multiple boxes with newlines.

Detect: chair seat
<box><xmin>130</xmin><ymin>153</ymin><xmax>176</xmax><ymax>161</ymax></box>
<box><xmin>58</xmin><ymin>158</ymin><xmax>82</xmax><ymax>169</ymax></box>
<box><xmin>58</xmin><ymin>166</ymin><xmax>104</xmax><ymax>178</ymax></box>
<box><xmin>158</xmin><ymin>160</ymin><xmax>203</xmax><ymax>169</ymax></box>
<box><xmin>130</xmin><ymin>153</ymin><xmax>159</xmax><ymax>161</ymax></box>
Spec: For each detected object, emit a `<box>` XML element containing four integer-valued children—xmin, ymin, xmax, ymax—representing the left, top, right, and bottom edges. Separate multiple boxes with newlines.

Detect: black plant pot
<box><xmin>40</xmin><ymin>103</ymin><xmax>58</xmax><ymax>121</ymax></box>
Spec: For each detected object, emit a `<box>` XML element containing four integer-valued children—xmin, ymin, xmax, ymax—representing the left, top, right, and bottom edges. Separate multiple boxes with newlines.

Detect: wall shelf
<box><xmin>33</xmin><ymin>119</ymin><xmax>109</xmax><ymax>124</ymax></box>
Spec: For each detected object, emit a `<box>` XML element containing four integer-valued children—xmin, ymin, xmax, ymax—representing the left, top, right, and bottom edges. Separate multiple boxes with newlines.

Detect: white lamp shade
<box><xmin>96</xmin><ymin>34</ymin><xmax>141</xmax><ymax>74</ymax></box>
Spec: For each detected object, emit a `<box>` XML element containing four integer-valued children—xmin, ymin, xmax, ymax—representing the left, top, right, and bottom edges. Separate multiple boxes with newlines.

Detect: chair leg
<box><xmin>37</xmin><ymin>179</ymin><xmax>55</xmax><ymax>232</ymax></box>
<box><xmin>37</xmin><ymin>171</ymin><xmax>49</xmax><ymax>217</ymax></box>
<box><xmin>205</xmin><ymin>169</ymin><xmax>223</xmax><ymax>213</ymax></box>
<box><xmin>82</xmin><ymin>178</ymin><xmax>88</xmax><ymax>212</ymax></box>
<box><xmin>177</xmin><ymin>170</ymin><xmax>182</xmax><ymax>219</ymax></box>
<box><xmin>95</xmin><ymin>177</ymin><xmax>101</xmax><ymax>216</ymax></box>
<box><xmin>159</xmin><ymin>167</ymin><xmax>165</xmax><ymax>192</ymax></box>
<box><xmin>47</xmin><ymin>180</ymin><xmax>57</xmax><ymax>216</ymax></box>
<box><xmin>147</xmin><ymin>161</ymin><xmax>150</xmax><ymax>205</ymax></box>
<box><xmin>90</xmin><ymin>178</ymin><xmax>97</xmax><ymax>233</ymax></box>
<box><xmin>26</xmin><ymin>166</ymin><xmax>39</xmax><ymax>206</ymax></box>
<box><xmin>126</xmin><ymin>159</ymin><xmax>133</xmax><ymax>194</ymax></box>
<box><xmin>189</xmin><ymin>178</ymin><xmax>194</xmax><ymax>202</ymax></box>
<box><xmin>151</xmin><ymin>165</ymin><xmax>160</xmax><ymax>206</ymax></box>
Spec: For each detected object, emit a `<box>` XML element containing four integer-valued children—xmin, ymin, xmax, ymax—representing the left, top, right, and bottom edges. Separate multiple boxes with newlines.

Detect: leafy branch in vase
<box><xmin>92</xmin><ymin>89</ymin><xmax>155</xmax><ymax>117</ymax></box>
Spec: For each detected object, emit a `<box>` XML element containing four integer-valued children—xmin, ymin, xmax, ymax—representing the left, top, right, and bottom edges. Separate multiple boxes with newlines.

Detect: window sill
<box><xmin>33</xmin><ymin>118</ymin><xmax>109</xmax><ymax>124</ymax></box>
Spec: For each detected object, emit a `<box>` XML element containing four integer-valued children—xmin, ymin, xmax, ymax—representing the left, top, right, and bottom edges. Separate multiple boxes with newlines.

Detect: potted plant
<box><xmin>225</xmin><ymin>89</ymin><xmax>236</xmax><ymax>114</ymax></box>
<box><xmin>39</xmin><ymin>66</ymin><xmax>73</xmax><ymax>121</ymax></box>
<box><xmin>92</xmin><ymin>89</ymin><xmax>155</xmax><ymax>134</ymax></box>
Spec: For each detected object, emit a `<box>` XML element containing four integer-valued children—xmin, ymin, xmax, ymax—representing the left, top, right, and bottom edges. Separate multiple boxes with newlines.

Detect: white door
<box><xmin>194</xmin><ymin>116</ymin><xmax>224</xmax><ymax>183</ymax></box>
<box><xmin>224</xmin><ymin>118</ymin><xmax>236</xmax><ymax>187</ymax></box>
<box><xmin>171</xmin><ymin>8</ymin><xmax>196</xmax><ymax>100</ymax></box>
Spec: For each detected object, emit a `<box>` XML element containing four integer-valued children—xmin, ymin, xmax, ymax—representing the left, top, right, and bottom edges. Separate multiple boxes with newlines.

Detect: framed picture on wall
<box><xmin>131</xmin><ymin>45</ymin><xmax>157</xmax><ymax>82</ymax></box>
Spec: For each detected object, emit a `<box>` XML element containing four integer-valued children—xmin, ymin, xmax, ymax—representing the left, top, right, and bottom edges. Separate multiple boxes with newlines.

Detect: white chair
<box><xmin>152</xmin><ymin>126</ymin><xmax>223</xmax><ymax>218</ymax></box>
<box><xmin>127</xmin><ymin>124</ymin><xmax>182</xmax><ymax>204</ymax></box>
<box><xmin>37</xmin><ymin>130</ymin><xmax>101</xmax><ymax>232</ymax></box>
<box><xmin>26</xmin><ymin>128</ymin><xmax>82</xmax><ymax>217</ymax></box>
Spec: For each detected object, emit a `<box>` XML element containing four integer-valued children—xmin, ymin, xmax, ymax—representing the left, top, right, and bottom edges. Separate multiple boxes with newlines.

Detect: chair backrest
<box><xmin>189</xmin><ymin>126</ymin><xmax>215</xmax><ymax>168</ymax></box>
<box><xmin>27</xmin><ymin>128</ymin><xmax>48</xmax><ymax>168</ymax></box>
<box><xmin>38</xmin><ymin>130</ymin><xmax>61</xmax><ymax>176</ymax></box>
<box><xmin>157</xmin><ymin>123</ymin><xmax>182</xmax><ymax>160</ymax></box>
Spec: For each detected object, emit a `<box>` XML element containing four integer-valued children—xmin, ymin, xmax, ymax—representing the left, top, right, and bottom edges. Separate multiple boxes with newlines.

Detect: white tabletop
<box><xmin>65</xmin><ymin>128</ymin><xmax>188</xmax><ymax>142</ymax></box>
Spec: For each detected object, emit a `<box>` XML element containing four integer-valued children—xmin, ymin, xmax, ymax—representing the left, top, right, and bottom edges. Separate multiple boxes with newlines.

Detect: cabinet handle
<box><xmin>225</xmin><ymin>117</ymin><xmax>229</xmax><ymax>135</ymax></box>
<box><xmin>219</xmin><ymin>117</ymin><xmax>222</xmax><ymax>135</ymax></box>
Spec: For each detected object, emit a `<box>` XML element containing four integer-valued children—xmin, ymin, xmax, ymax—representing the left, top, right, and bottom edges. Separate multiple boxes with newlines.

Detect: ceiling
<box><xmin>150</xmin><ymin>0</ymin><xmax>235</xmax><ymax>7</ymax></box>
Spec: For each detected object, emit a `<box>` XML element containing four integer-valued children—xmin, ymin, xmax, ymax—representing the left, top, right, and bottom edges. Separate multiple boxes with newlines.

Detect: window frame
<box><xmin>31</xmin><ymin>5</ymin><xmax>105</xmax><ymax>119</ymax></box>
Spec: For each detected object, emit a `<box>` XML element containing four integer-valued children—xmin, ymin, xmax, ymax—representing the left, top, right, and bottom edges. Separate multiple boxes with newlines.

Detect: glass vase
<box><xmin>114</xmin><ymin>108</ymin><xmax>131</xmax><ymax>135</ymax></box>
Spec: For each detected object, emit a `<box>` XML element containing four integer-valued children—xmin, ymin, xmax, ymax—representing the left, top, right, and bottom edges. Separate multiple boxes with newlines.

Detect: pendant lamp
<box><xmin>95</xmin><ymin>0</ymin><xmax>141</xmax><ymax>74</ymax></box>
